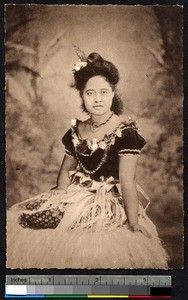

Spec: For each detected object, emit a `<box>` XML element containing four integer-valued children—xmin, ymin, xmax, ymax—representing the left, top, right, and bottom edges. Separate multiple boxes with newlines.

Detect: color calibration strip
<box><xmin>5</xmin><ymin>296</ymin><xmax>171</xmax><ymax>299</ymax></box>
<box><xmin>5</xmin><ymin>275</ymin><xmax>172</xmax><ymax>298</ymax></box>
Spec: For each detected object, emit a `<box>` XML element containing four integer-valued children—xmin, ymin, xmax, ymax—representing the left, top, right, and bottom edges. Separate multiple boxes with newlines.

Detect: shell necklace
<box><xmin>90</xmin><ymin>112</ymin><xmax>114</xmax><ymax>132</ymax></box>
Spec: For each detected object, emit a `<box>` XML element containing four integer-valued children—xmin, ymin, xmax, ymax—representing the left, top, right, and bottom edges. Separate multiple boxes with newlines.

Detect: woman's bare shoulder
<box><xmin>77</xmin><ymin>118</ymin><xmax>90</xmax><ymax>137</ymax></box>
<box><xmin>78</xmin><ymin>118</ymin><xmax>90</xmax><ymax>128</ymax></box>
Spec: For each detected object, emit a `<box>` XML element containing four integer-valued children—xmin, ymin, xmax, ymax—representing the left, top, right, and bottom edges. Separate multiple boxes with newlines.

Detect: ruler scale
<box><xmin>5</xmin><ymin>275</ymin><xmax>172</xmax><ymax>298</ymax></box>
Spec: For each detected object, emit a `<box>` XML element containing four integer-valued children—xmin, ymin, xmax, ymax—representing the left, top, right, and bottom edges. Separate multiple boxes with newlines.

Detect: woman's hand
<box><xmin>128</xmin><ymin>224</ymin><xmax>152</xmax><ymax>239</ymax></box>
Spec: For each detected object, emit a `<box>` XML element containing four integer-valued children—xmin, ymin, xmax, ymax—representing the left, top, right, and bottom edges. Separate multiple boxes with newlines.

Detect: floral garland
<box><xmin>69</xmin><ymin>118</ymin><xmax>139</xmax><ymax>175</ymax></box>
<box><xmin>70</xmin><ymin>118</ymin><xmax>138</xmax><ymax>156</ymax></box>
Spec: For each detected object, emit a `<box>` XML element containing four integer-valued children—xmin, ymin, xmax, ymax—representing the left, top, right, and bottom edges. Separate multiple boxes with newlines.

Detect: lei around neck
<box><xmin>70</xmin><ymin>118</ymin><xmax>138</xmax><ymax>156</ymax></box>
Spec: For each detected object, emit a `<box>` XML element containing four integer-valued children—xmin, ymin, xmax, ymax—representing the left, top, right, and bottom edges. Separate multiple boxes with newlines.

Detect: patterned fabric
<box><xmin>19</xmin><ymin>209</ymin><xmax>64</xmax><ymax>229</ymax></box>
<box><xmin>15</xmin><ymin>196</ymin><xmax>66</xmax><ymax>229</ymax></box>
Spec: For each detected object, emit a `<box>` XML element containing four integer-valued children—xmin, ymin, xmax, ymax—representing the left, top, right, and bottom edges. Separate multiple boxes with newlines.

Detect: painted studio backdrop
<box><xmin>6</xmin><ymin>5</ymin><xmax>183</xmax><ymax>268</ymax></box>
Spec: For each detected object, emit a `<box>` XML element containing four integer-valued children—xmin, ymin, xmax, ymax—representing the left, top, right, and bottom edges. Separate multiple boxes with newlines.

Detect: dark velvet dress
<box><xmin>7</xmin><ymin>119</ymin><xmax>168</xmax><ymax>269</ymax></box>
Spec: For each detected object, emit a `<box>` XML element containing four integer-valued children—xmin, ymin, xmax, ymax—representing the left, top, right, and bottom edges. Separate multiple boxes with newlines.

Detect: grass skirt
<box><xmin>7</xmin><ymin>174</ymin><xmax>169</xmax><ymax>269</ymax></box>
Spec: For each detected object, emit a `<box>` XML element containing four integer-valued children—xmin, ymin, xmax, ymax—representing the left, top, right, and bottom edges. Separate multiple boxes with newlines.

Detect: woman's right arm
<box><xmin>56</xmin><ymin>155</ymin><xmax>78</xmax><ymax>191</ymax></box>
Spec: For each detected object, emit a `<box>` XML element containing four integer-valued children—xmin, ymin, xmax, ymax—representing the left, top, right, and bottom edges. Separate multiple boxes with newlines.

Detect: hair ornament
<box><xmin>72</xmin><ymin>44</ymin><xmax>88</xmax><ymax>73</ymax></box>
<box><xmin>73</xmin><ymin>60</ymin><xmax>87</xmax><ymax>72</ymax></box>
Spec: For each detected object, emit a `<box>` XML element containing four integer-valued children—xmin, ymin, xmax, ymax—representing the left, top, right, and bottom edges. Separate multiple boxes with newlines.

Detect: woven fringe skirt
<box><xmin>7</xmin><ymin>176</ymin><xmax>169</xmax><ymax>269</ymax></box>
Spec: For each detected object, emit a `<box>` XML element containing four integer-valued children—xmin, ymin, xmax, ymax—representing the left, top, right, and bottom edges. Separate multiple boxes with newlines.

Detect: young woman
<box><xmin>7</xmin><ymin>52</ymin><xmax>168</xmax><ymax>269</ymax></box>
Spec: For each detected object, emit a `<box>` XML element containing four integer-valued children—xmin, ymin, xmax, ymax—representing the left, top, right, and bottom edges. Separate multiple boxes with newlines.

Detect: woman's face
<box><xmin>82</xmin><ymin>75</ymin><xmax>114</xmax><ymax>116</ymax></box>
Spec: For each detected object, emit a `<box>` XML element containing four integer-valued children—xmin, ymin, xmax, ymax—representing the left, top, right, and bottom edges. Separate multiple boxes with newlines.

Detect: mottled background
<box><xmin>5</xmin><ymin>5</ymin><xmax>183</xmax><ymax>268</ymax></box>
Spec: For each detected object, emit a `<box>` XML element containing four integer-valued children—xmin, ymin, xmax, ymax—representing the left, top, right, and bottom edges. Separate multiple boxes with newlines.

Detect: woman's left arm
<box><xmin>119</xmin><ymin>155</ymin><xmax>151</xmax><ymax>238</ymax></box>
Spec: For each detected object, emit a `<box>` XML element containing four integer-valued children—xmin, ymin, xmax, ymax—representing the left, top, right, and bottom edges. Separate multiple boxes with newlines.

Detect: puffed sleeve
<box><xmin>62</xmin><ymin>129</ymin><xmax>75</xmax><ymax>158</ymax></box>
<box><xmin>117</xmin><ymin>128</ymin><xmax>146</xmax><ymax>156</ymax></box>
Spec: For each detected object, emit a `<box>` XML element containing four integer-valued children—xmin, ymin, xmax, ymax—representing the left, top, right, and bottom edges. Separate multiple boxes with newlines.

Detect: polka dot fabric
<box><xmin>19</xmin><ymin>208</ymin><xmax>64</xmax><ymax>229</ymax></box>
<box><xmin>25</xmin><ymin>199</ymin><xmax>48</xmax><ymax>210</ymax></box>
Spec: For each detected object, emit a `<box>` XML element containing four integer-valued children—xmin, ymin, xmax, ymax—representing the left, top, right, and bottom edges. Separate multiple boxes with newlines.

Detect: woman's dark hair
<box><xmin>71</xmin><ymin>52</ymin><xmax>124</xmax><ymax>115</ymax></box>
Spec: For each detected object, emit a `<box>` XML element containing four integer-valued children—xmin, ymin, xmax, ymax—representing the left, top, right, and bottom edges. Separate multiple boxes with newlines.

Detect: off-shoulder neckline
<box><xmin>71</xmin><ymin>118</ymin><xmax>138</xmax><ymax>144</ymax></box>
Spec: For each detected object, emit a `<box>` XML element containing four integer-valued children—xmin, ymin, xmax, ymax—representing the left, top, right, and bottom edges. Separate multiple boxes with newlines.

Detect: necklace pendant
<box><xmin>91</xmin><ymin>124</ymin><xmax>100</xmax><ymax>132</ymax></box>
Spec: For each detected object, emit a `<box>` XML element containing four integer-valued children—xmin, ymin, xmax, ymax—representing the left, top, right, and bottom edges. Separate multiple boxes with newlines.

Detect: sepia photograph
<box><xmin>6</xmin><ymin>4</ymin><xmax>183</xmax><ymax>269</ymax></box>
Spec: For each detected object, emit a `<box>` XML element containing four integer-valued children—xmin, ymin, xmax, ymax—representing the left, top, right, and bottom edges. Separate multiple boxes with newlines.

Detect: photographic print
<box><xmin>6</xmin><ymin>4</ymin><xmax>183</xmax><ymax>269</ymax></box>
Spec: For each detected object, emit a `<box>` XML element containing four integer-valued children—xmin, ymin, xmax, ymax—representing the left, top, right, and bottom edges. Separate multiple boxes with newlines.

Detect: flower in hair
<box><xmin>73</xmin><ymin>60</ymin><xmax>87</xmax><ymax>72</ymax></box>
<box><xmin>72</xmin><ymin>44</ymin><xmax>88</xmax><ymax>72</ymax></box>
